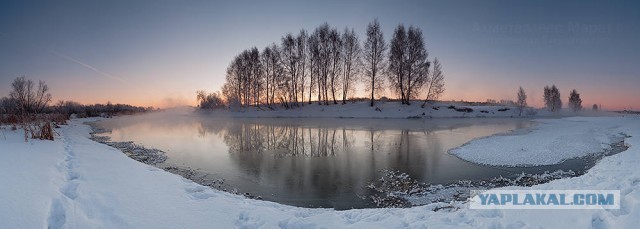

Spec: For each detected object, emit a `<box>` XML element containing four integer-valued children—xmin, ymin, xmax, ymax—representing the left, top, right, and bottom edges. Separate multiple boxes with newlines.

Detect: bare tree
<box><xmin>362</xmin><ymin>19</ymin><xmax>387</xmax><ymax>107</ymax></box>
<box><xmin>313</xmin><ymin>23</ymin><xmax>332</xmax><ymax>105</ymax></box>
<box><xmin>296</xmin><ymin>30</ymin><xmax>308</xmax><ymax>105</ymax></box>
<box><xmin>221</xmin><ymin>81</ymin><xmax>240</xmax><ymax>109</ymax></box>
<box><xmin>404</xmin><ymin>26</ymin><xmax>430</xmax><ymax>104</ymax></box>
<box><xmin>388</xmin><ymin>25</ymin><xmax>407</xmax><ymax>104</ymax></box>
<box><xmin>422</xmin><ymin>57</ymin><xmax>445</xmax><ymax>107</ymax></box>
<box><xmin>340</xmin><ymin>28</ymin><xmax>361</xmax><ymax>104</ymax></box>
<box><xmin>388</xmin><ymin>25</ymin><xmax>429</xmax><ymax>105</ymax></box>
<box><xmin>281</xmin><ymin>33</ymin><xmax>301</xmax><ymax>107</ymax></box>
<box><xmin>222</xmin><ymin>48</ymin><xmax>262</xmax><ymax>108</ymax></box>
<box><xmin>543</xmin><ymin>85</ymin><xmax>562</xmax><ymax>112</ymax></box>
<box><xmin>592</xmin><ymin>104</ymin><xmax>598</xmax><ymax>111</ymax></box>
<box><xmin>8</xmin><ymin>76</ymin><xmax>53</xmax><ymax>141</ymax></box>
<box><xmin>328</xmin><ymin>28</ymin><xmax>342</xmax><ymax>104</ymax></box>
<box><xmin>516</xmin><ymin>86</ymin><xmax>527</xmax><ymax>116</ymax></box>
<box><xmin>248</xmin><ymin>48</ymin><xmax>263</xmax><ymax>108</ymax></box>
<box><xmin>568</xmin><ymin>89</ymin><xmax>582</xmax><ymax>112</ymax></box>
<box><xmin>261</xmin><ymin>44</ymin><xmax>280</xmax><ymax>107</ymax></box>
<box><xmin>543</xmin><ymin>86</ymin><xmax>551</xmax><ymax>111</ymax></box>
<box><xmin>9</xmin><ymin>76</ymin><xmax>52</xmax><ymax>115</ymax></box>
<box><xmin>307</xmin><ymin>33</ymin><xmax>320</xmax><ymax>104</ymax></box>
<box><xmin>553</xmin><ymin>86</ymin><xmax>562</xmax><ymax>111</ymax></box>
<box><xmin>223</xmin><ymin>55</ymin><xmax>243</xmax><ymax>108</ymax></box>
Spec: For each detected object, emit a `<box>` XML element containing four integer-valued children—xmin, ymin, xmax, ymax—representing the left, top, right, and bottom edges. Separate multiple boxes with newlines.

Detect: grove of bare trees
<box><xmin>388</xmin><ymin>25</ymin><xmax>430</xmax><ymax>105</ymax></box>
<box><xmin>196</xmin><ymin>91</ymin><xmax>225</xmax><ymax>109</ymax></box>
<box><xmin>215</xmin><ymin>20</ymin><xmax>446</xmax><ymax>109</ymax></box>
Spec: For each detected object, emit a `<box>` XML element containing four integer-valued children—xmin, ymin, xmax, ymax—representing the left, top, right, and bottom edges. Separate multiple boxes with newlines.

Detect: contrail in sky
<box><xmin>48</xmin><ymin>49</ymin><xmax>157</xmax><ymax>101</ymax></box>
<box><xmin>48</xmin><ymin>49</ymin><xmax>128</xmax><ymax>84</ymax></box>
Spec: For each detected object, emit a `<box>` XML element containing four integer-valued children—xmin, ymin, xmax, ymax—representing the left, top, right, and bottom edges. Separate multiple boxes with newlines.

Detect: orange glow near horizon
<box><xmin>27</xmin><ymin>56</ymin><xmax>634</xmax><ymax>111</ymax></box>
<box><xmin>40</xmin><ymin>73</ymin><xmax>637</xmax><ymax>111</ymax></box>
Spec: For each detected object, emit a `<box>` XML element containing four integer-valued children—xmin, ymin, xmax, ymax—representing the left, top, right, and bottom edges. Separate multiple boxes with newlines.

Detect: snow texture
<box><xmin>1</xmin><ymin>115</ymin><xmax>639</xmax><ymax>228</ymax></box>
<box><xmin>449</xmin><ymin>117</ymin><xmax>624</xmax><ymax>166</ymax></box>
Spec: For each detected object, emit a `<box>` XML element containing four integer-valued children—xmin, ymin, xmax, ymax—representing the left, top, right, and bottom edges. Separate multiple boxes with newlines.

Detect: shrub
<box><xmin>455</xmin><ymin>107</ymin><xmax>473</xmax><ymax>113</ymax></box>
<box><xmin>196</xmin><ymin>90</ymin><xmax>226</xmax><ymax>109</ymax></box>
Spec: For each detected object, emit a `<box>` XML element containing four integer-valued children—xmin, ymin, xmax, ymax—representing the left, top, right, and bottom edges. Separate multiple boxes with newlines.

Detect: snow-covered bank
<box><xmin>449</xmin><ymin>117</ymin><xmax>627</xmax><ymax>166</ymax></box>
<box><xmin>200</xmin><ymin>101</ymin><xmax>571</xmax><ymax>119</ymax></box>
<box><xmin>1</xmin><ymin>116</ymin><xmax>639</xmax><ymax>228</ymax></box>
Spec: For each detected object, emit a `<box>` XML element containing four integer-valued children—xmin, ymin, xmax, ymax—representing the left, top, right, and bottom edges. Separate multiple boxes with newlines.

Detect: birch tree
<box><xmin>340</xmin><ymin>28</ymin><xmax>361</xmax><ymax>104</ymax></box>
<box><xmin>516</xmin><ymin>86</ymin><xmax>527</xmax><ymax>116</ymax></box>
<box><xmin>422</xmin><ymin>57</ymin><xmax>445</xmax><ymax>107</ymax></box>
<box><xmin>362</xmin><ymin>19</ymin><xmax>387</xmax><ymax>107</ymax></box>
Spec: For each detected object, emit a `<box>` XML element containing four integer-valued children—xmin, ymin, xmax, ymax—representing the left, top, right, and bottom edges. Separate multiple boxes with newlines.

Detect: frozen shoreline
<box><xmin>1</xmin><ymin>115</ymin><xmax>639</xmax><ymax>228</ymax></box>
<box><xmin>449</xmin><ymin>117</ymin><xmax>628</xmax><ymax>167</ymax></box>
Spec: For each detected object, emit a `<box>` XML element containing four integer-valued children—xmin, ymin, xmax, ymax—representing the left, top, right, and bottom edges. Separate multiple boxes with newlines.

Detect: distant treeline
<box><xmin>1</xmin><ymin>76</ymin><xmax>154</xmax><ymax>125</ymax></box>
<box><xmin>49</xmin><ymin>100</ymin><xmax>154</xmax><ymax>118</ymax></box>
<box><xmin>1</xmin><ymin>97</ymin><xmax>153</xmax><ymax>122</ymax></box>
<box><xmin>198</xmin><ymin>19</ymin><xmax>446</xmax><ymax>109</ymax></box>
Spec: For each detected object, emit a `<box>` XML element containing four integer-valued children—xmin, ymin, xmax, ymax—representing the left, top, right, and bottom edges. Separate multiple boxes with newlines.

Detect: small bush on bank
<box><xmin>447</xmin><ymin>105</ymin><xmax>473</xmax><ymax>113</ymax></box>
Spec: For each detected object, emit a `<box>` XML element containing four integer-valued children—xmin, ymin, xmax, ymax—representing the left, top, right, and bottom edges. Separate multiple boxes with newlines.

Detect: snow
<box><xmin>449</xmin><ymin>117</ymin><xmax>624</xmax><ymax>166</ymax></box>
<box><xmin>201</xmin><ymin>101</ymin><xmax>536</xmax><ymax>119</ymax></box>
<box><xmin>1</xmin><ymin>115</ymin><xmax>639</xmax><ymax>228</ymax></box>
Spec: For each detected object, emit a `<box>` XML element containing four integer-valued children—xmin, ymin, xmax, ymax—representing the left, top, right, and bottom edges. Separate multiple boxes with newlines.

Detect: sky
<box><xmin>0</xmin><ymin>0</ymin><xmax>638</xmax><ymax>110</ymax></box>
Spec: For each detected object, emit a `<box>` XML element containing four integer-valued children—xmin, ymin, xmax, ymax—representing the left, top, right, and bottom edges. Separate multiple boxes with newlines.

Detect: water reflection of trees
<box><xmin>222</xmin><ymin>122</ymin><xmax>356</xmax><ymax>157</ymax></box>
<box><xmin>215</xmin><ymin>121</ymin><xmax>437</xmax><ymax>180</ymax></box>
<box><xmin>99</xmin><ymin>115</ymin><xmax>532</xmax><ymax>208</ymax></box>
<box><xmin>188</xmin><ymin>118</ymin><xmax>529</xmax><ymax>208</ymax></box>
<box><xmin>217</xmin><ymin>121</ymin><xmax>435</xmax><ymax>188</ymax></box>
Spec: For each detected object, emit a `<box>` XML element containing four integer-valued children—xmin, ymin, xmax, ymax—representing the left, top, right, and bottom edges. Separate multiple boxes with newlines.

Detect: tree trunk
<box><xmin>370</xmin><ymin>72</ymin><xmax>375</xmax><ymax>107</ymax></box>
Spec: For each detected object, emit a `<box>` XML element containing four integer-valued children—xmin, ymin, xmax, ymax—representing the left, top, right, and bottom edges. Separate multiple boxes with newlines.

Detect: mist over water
<box><xmin>95</xmin><ymin>110</ymin><xmax>539</xmax><ymax>209</ymax></box>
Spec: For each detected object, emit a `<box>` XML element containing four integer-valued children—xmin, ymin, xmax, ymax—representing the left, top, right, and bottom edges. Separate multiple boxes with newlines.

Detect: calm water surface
<box><xmin>94</xmin><ymin>111</ymin><xmax>548</xmax><ymax>209</ymax></box>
